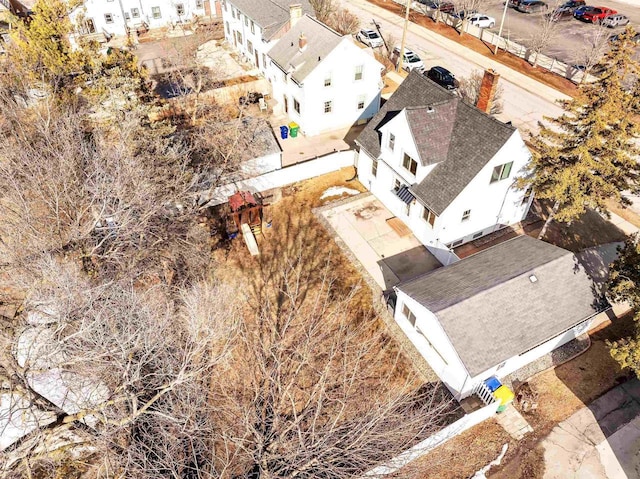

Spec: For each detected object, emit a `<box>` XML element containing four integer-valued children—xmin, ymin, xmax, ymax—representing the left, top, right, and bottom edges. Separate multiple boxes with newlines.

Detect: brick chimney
<box><xmin>476</xmin><ymin>69</ymin><xmax>500</xmax><ymax>114</ymax></box>
<box><xmin>289</xmin><ymin>4</ymin><xmax>302</xmax><ymax>27</ymax></box>
<box><xmin>298</xmin><ymin>33</ymin><xmax>307</xmax><ymax>52</ymax></box>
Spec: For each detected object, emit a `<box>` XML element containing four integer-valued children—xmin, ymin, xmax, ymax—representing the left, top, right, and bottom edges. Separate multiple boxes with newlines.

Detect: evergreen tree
<box><xmin>520</xmin><ymin>27</ymin><xmax>640</xmax><ymax>239</ymax></box>
<box><xmin>608</xmin><ymin>235</ymin><xmax>640</xmax><ymax>377</ymax></box>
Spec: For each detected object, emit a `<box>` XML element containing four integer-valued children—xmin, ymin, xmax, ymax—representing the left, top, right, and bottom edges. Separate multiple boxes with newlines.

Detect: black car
<box><xmin>516</xmin><ymin>0</ymin><xmax>548</xmax><ymax>13</ymax></box>
<box><xmin>425</xmin><ymin>66</ymin><xmax>458</xmax><ymax>90</ymax></box>
<box><xmin>419</xmin><ymin>0</ymin><xmax>455</xmax><ymax>13</ymax></box>
<box><xmin>559</xmin><ymin>0</ymin><xmax>585</xmax><ymax>10</ymax></box>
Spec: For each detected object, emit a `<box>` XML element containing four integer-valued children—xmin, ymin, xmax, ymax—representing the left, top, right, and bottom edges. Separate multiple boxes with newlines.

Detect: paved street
<box><xmin>341</xmin><ymin>0</ymin><xmax>566</xmax><ymax>133</ymax></box>
<box><xmin>542</xmin><ymin>379</ymin><xmax>640</xmax><ymax>478</ymax></box>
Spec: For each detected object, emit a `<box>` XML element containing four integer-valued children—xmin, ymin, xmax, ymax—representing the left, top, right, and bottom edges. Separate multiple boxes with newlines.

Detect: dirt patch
<box><xmin>396</xmin><ymin>419</ymin><xmax>513</xmax><ymax>479</ymax></box>
<box><xmin>366</xmin><ymin>0</ymin><xmax>578</xmax><ymax>97</ymax></box>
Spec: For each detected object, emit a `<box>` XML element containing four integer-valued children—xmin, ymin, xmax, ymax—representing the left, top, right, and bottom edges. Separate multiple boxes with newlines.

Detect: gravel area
<box><xmin>501</xmin><ymin>334</ymin><xmax>591</xmax><ymax>391</ymax></box>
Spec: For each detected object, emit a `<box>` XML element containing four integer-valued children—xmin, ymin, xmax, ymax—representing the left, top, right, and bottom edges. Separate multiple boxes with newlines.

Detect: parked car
<box><xmin>425</xmin><ymin>66</ymin><xmax>458</xmax><ymax>90</ymax></box>
<box><xmin>393</xmin><ymin>47</ymin><xmax>424</xmax><ymax>72</ymax></box>
<box><xmin>507</xmin><ymin>0</ymin><xmax>524</xmax><ymax>8</ymax></box>
<box><xmin>419</xmin><ymin>0</ymin><xmax>455</xmax><ymax>13</ymax></box>
<box><xmin>580</xmin><ymin>6</ymin><xmax>616</xmax><ymax>23</ymax></box>
<box><xmin>573</xmin><ymin>5</ymin><xmax>596</xmax><ymax>19</ymax></box>
<box><xmin>516</xmin><ymin>0</ymin><xmax>548</xmax><ymax>13</ymax></box>
<box><xmin>547</xmin><ymin>7</ymin><xmax>574</xmax><ymax>21</ymax></box>
<box><xmin>356</xmin><ymin>29</ymin><xmax>383</xmax><ymax>48</ymax></box>
<box><xmin>609</xmin><ymin>32</ymin><xmax>640</xmax><ymax>44</ymax></box>
<box><xmin>559</xmin><ymin>0</ymin><xmax>585</xmax><ymax>11</ymax></box>
<box><xmin>601</xmin><ymin>13</ymin><xmax>629</xmax><ymax>27</ymax></box>
<box><xmin>467</xmin><ymin>14</ymin><xmax>496</xmax><ymax>28</ymax></box>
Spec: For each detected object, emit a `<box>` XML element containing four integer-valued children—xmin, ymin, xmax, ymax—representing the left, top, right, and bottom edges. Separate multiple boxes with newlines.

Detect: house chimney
<box><xmin>289</xmin><ymin>4</ymin><xmax>302</xmax><ymax>27</ymax></box>
<box><xmin>476</xmin><ymin>69</ymin><xmax>500</xmax><ymax>114</ymax></box>
<box><xmin>298</xmin><ymin>33</ymin><xmax>307</xmax><ymax>51</ymax></box>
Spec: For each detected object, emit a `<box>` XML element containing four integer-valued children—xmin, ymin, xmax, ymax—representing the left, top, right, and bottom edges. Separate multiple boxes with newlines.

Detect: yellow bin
<box><xmin>494</xmin><ymin>385</ymin><xmax>515</xmax><ymax>413</ymax></box>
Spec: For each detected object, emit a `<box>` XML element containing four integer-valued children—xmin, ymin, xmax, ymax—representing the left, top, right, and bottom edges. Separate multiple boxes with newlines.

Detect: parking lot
<box><xmin>472</xmin><ymin>0</ymin><xmax>640</xmax><ymax>63</ymax></box>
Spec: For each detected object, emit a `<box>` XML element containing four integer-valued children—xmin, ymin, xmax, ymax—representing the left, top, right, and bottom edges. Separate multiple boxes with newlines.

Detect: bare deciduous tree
<box><xmin>571</xmin><ymin>23</ymin><xmax>611</xmax><ymax>84</ymax></box>
<box><xmin>326</xmin><ymin>7</ymin><xmax>361</xmax><ymax>35</ymax></box>
<box><xmin>310</xmin><ymin>0</ymin><xmax>337</xmax><ymax>23</ymax></box>
<box><xmin>452</xmin><ymin>0</ymin><xmax>483</xmax><ymax>36</ymax></box>
<box><xmin>525</xmin><ymin>0</ymin><xmax>562</xmax><ymax>67</ymax></box>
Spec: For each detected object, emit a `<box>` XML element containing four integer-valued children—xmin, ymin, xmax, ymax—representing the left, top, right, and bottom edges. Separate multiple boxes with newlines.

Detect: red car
<box><xmin>581</xmin><ymin>6</ymin><xmax>617</xmax><ymax>23</ymax></box>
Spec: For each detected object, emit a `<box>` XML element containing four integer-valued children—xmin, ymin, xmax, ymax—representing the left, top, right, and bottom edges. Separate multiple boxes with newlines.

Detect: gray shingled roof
<box><xmin>267</xmin><ymin>15</ymin><xmax>343</xmax><ymax>84</ymax></box>
<box><xmin>405</xmin><ymin>102</ymin><xmax>456</xmax><ymax>166</ymax></box>
<box><xmin>356</xmin><ymin>71</ymin><xmax>517</xmax><ymax>215</ymax></box>
<box><xmin>397</xmin><ymin>236</ymin><xmax>604</xmax><ymax>377</ymax></box>
<box><xmin>230</xmin><ymin>0</ymin><xmax>314</xmax><ymax>40</ymax></box>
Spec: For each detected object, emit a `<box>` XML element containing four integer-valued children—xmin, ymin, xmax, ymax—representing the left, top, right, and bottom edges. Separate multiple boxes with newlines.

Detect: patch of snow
<box><xmin>471</xmin><ymin>443</ymin><xmax>509</xmax><ymax>479</ymax></box>
<box><xmin>320</xmin><ymin>186</ymin><xmax>361</xmax><ymax>200</ymax></box>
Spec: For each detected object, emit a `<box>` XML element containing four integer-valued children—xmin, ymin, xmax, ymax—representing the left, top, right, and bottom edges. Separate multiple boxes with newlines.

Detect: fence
<box><xmin>200</xmin><ymin>149</ymin><xmax>356</xmax><ymax>207</ymax></box>
<box><xmin>363</xmin><ymin>400</ymin><xmax>498</xmax><ymax>476</ymax></box>
<box><xmin>406</xmin><ymin>2</ymin><xmax>596</xmax><ymax>84</ymax></box>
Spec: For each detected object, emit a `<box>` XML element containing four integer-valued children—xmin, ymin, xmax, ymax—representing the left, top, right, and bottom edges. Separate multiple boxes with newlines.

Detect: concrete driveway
<box><xmin>320</xmin><ymin>194</ymin><xmax>442</xmax><ymax>290</ymax></box>
<box><xmin>542</xmin><ymin>379</ymin><xmax>640</xmax><ymax>478</ymax></box>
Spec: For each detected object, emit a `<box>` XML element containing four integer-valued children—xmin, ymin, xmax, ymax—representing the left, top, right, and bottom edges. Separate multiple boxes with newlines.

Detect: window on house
<box><xmin>324</xmin><ymin>74</ymin><xmax>331</xmax><ymax>87</ymax></box>
<box><xmin>124</xmin><ymin>12</ymin><xmax>130</xmax><ymax>20</ymax></box>
<box><xmin>225</xmin><ymin>21</ymin><xmax>230</xmax><ymax>34</ymax></box>
<box><xmin>402</xmin><ymin>153</ymin><xmax>418</xmax><ymax>176</ymax></box>
<box><xmin>293</xmin><ymin>98</ymin><xmax>300</xmax><ymax>114</ymax></box>
<box><xmin>176</xmin><ymin>3</ymin><xmax>185</xmax><ymax>15</ymax></box>
<box><xmin>152</xmin><ymin>6</ymin><xmax>161</xmax><ymax>19</ymax></box>
<box><xmin>422</xmin><ymin>206</ymin><xmax>436</xmax><ymax>227</ymax></box>
<box><xmin>491</xmin><ymin>161</ymin><xmax>513</xmax><ymax>183</ymax></box>
<box><xmin>461</xmin><ymin>209</ymin><xmax>471</xmax><ymax>222</ymax></box>
<box><xmin>251</xmin><ymin>20</ymin><xmax>255</xmax><ymax>34</ymax></box>
<box><xmin>402</xmin><ymin>304</ymin><xmax>417</xmax><ymax>327</ymax></box>
<box><xmin>231</xmin><ymin>8</ymin><xmax>236</xmax><ymax>18</ymax></box>
<box><xmin>247</xmin><ymin>40</ymin><xmax>253</xmax><ymax>54</ymax></box>
<box><xmin>244</xmin><ymin>16</ymin><xmax>248</xmax><ymax>27</ymax></box>
<box><xmin>236</xmin><ymin>31</ymin><xmax>243</xmax><ymax>44</ymax></box>
<box><xmin>324</xmin><ymin>100</ymin><xmax>332</xmax><ymax>113</ymax></box>
<box><xmin>371</xmin><ymin>159</ymin><xmax>378</xmax><ymax>178</ymax></box>
<box><xmin>357</xmin><ymin>95</ymin><xmax>365</xmax><ymax>110</ymax></box>
<box><xmin>393</xmin><ymin>177</ymin><xmax>402</xmax><ymax>192</ymax></box>
<box><xmin>84</xmin><ymin>19</ymin><xmax>96</xmax><ymax>33</ymax></box>
<box><xmin>262</xmin><ymin>54</ymin><xmax>267</xmax><ymax>68</ymax></box>
<box><xmin>132</xmin><ymin>8</ymin><xmax>140</xmax><ymax>17</ymax></box>
<box><xmin>104</xmin><ymin>13</ymin><xmax>114</xmax><ymax>23</ymax></box>
<box><xmin>354</xmin><ymin>64</ymin><xmax>363</xmax><ymax>81</ymax></box>
<box><xmin>388</xmin><ymin>133</ymin><xmax>395</xmax><ymax>151</ymax></box>
<box><xmin>196</xmin><ymin>0</ymin><xmax>203</xmax><ymax>7</ymax></box>
<box><xmin>473</xmin><ymin>231</ymin><xmax>483</xmax><ymax>239</ymax></box>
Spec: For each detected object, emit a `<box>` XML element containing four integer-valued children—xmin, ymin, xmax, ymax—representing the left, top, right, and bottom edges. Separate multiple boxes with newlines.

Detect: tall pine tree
<box><xmin>521</xmin><ymin>27</ymin><xmax>640</xmax><ymax>239</ymax></box>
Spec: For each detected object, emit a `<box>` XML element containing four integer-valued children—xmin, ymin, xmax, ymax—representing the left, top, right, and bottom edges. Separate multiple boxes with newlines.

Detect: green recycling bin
<box><xmin>288</xmin><ymin>122</ymin><xmax>300</xmax><ymax>138</ymax></box>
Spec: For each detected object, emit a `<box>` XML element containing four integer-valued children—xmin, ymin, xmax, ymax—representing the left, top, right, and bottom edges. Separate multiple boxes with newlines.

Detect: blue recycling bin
<box><xmin>280</xmin><ymin>125</ymin><xmax>288</xmax><ymax>139</ymax></box>
<box><xmin>484</xmin><ymin>376</ymin><xmax>502</xmax><ymax>393</ymax></box>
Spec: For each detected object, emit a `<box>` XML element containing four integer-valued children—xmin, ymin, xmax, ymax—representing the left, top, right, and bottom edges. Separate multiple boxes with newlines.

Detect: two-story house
<box><xmin>355</xmin><ymin>70</ymin><xmax>533</xmax><ymax>265</ymax></box>
<box><xmin>222</xmin><ymin>0</ymin><xmax>313</xmax><ymax>76</ymax></box>
<box><xmin>267</xmin><ymin>14</ymin><xmax>383</xmax><ymax>136</ymax></box>
<box><xmin>70</xmin><ymin>0</ymin><xmax>216</xmax><ymax>38</ymax></box>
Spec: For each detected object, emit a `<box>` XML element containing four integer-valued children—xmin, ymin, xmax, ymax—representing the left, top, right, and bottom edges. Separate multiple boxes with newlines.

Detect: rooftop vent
<box><xmin>426</xmin><ymin>106</ymin><xmax>435</xmax><ymax>113</ymax></box>
<box><xmin>529</xmin><ymin>274</ymin><xmax>538</xmax><ymax>283</ymax></box>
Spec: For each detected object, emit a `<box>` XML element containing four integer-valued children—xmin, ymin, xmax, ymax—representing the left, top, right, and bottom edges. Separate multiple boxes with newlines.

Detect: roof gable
<box><xmin>267</xmin><ymin>15</ymin><xmax>344</xmax><ymax>84</ymax></box>
<box><xmin>356</xmin><ymin>71</ymin><xmax>518</xmax><ymax>215</ymax></box>
<box><xmin>397</xmin><ymin>236</ymin><xmax>603</xmax><ymax>376</ymax></box>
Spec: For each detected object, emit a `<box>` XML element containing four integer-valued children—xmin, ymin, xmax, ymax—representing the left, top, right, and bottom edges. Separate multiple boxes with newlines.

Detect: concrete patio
<box><xmin>320</xmin><ymin>194</ymin><xmax>442</xmax><ymax>290</ymax></box>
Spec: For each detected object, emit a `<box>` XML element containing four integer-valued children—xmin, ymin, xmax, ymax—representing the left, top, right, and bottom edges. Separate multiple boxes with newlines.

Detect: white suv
<box><xmin>393</xmin><ymin>47</ymin><xmax>424</xmax><ymax>72</ymax></box>
<box><xmin>356</xmin><ymin>29</ymin><xmax>384</xmax><ymax>48</ymax></box>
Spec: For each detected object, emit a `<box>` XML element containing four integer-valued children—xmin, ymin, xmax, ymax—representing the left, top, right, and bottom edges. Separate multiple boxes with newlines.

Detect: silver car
<box><xmin>602</xmin><ymin>14</ymin><xmax>630</xmax><ymax>28</ymax></box>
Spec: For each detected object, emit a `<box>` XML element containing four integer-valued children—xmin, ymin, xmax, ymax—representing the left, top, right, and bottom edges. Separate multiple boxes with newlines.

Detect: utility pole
<box><xmin>396</xmin><ymin>0</ymin><xmax>411</xmax><ymax>72</ymax></box>
<box><xmin>494</xmin><ymin>0</ymin><xmax>509</xmax><ymax>55</ymax></box>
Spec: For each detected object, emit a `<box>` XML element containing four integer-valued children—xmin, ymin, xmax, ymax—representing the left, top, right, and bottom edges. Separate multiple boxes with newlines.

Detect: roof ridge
<box><xmin>404</xmin><ymin>97</ymin><xmax>458</xmax><ymax>111</ymax></box>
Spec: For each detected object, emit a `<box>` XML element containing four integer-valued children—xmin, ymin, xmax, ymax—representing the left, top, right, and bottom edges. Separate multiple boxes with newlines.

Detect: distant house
<box><xmin>355</xmin><ymin>70</ymin><xmax>532</xmax><ymax>265</ymax></box>
<box><xmin>394</xmin><ymin>235</ymin><xmax>606</xmax><ymax>400</ymax></box>
<box><xmin>267</xmin><ymin>14</ymin><xmax>383</xmax><ymax>136</ymax></box>
<box><xmin>70</xmin><ymin>0</ymin><xmax>217</xmax><ymax>38</ymax></box>
<box><xmin>222</xmin><ymin>0</ymin><xmax>313</xmax><ymax>76</ymax></box>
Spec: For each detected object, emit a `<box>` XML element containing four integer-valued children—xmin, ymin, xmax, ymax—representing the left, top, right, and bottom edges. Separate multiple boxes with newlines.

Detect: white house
<box><xmin>394</xmin><ymin>235</ymin><xmax>605</xmax><ymax>400</ymax></box>
<box><xmin>267</xmin><ymin>15</ymin><xmax>384</xmax><ymax>136</ymax></box>
<box><xmin>222</xmin><ymin>0</ymin><xmax>313</xmax><ymax>76</ymax></box>
<box><xmin>69</xmin><ymin>0</ymin><xmax>217</xmax><ymax>38</ymax></box>
<box><xmin>355</xmin><ymin>70</ymin><xmax>533</xmax><ymax>265</ymax></box>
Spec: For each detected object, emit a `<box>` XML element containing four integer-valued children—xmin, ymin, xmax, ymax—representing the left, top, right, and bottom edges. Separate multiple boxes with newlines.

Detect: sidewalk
<box><xmin>347</xmin><ymin>0</ymin><xmax>571</xmax><ymax>104</ymax></box>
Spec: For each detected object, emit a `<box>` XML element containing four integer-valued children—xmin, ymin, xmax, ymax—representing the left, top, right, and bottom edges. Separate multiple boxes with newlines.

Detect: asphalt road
<box><xmin>342</xmin><ymin>0</ymin><xmax>566</xmax><ymax>133</ymax></box>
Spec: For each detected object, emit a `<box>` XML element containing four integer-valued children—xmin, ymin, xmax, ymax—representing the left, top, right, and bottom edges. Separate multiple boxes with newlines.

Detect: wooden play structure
<box><xmin>227</xmin><ymin>191</ymin><xmax>263</xmax><ymax>256</ymax></box>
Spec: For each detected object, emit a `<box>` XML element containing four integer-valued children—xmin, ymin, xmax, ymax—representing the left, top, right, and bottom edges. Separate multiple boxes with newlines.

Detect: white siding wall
<box><xmin>357</xmin><ymin>129</ymin><xmax>532</xmax><ymax>254</ymax></box>
<box><xmin>222</xmin><ymin>0</ymin><xmax>272</xmax><ymax>75</ymax></box>
<box><xmin>394</xmin><ymin>291</ymin><xmax>470</xmax><ymax>398</ymax></box>
<box><xmin>72</xmin><ymin>0</ymin><xmax>208</xmax><ymax>37</ymax></box>
<box><xmin>268</xmin><ymin>39</ymin><xmax>382</xmax><ymax>136</ymax></box>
